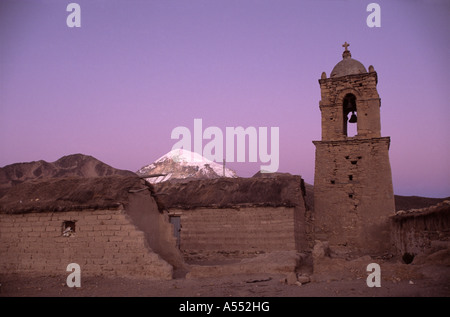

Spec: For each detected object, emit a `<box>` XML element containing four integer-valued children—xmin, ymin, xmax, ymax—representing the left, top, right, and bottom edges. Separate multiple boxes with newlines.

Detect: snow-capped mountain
<box><xmin>136</xmin><ymin>149</ymin><xmax>238</xmax><ymax>183</ymax></box>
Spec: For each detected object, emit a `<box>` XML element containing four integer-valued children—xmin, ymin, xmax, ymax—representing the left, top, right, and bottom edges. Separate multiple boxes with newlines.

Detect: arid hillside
<box><xmin>0</xmin><ymin>154</ymin><xmax>136</xmax><ymax>198</ymax></box>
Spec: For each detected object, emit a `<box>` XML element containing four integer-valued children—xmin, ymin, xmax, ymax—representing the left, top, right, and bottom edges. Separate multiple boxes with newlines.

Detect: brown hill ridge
<box><xmin>0</xmin><ymin>154</ymin><xmax>136</xmax><ymax>198</ymax></box>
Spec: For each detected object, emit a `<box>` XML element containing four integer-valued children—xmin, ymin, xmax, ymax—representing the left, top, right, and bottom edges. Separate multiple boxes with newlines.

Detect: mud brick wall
<box><xmin>126</xmin><ymin>190</ymin><xmax>185</xmax><ymax>270</ymax></box>
<box><xmin>391</xmin><ymin>202</ymin><xmax>450</xmax><ymax>256</ymax></box>
<box><xmin>0</xmin><ymin>208</ymin><xmax>173</xmax><ymax>279</ymax></box>
<box><xmin>318</xmin><ymin>72</ymin><xmax>381</xmax><ymax>140</ymax></box>
<box><xmin>313</xmin><ymin>137</ymin><xmax>395</xmax><ymax>254</ymax></box>
<box><xmin>173</xmin><ymin>206</ymin><xmax>307</xmax><ymax>253</ymax></box>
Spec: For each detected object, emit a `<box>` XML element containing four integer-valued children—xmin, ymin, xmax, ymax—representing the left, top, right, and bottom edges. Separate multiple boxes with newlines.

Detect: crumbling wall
<box><xmin>391</xmin><ymin>201</ymin><xmax>450</xmax><ymax>258</ymax></box>
<box><xmin>0</xmin><ymin>208</ymin><xmax>173</xmax><ymax>279</ymax></box>
<box><xmin>125</xmin><ymin>190</ymin><xmax>186</xmax><ymax>270</ymax></box>
<box><xmin>172</xmin><ymin>205</ymin><xmax>306</xmax><ymax>253</ymax></box>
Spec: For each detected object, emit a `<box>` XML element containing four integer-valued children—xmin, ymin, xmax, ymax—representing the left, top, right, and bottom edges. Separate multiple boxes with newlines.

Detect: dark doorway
<box><xmin>169</xmin><ymin>216</ymin><xmax>181</xmax><ymax>249</ymax></box>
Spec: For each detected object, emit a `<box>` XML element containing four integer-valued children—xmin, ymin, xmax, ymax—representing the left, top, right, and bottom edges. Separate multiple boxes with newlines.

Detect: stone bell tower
<box><xmin>313</xmin><ymin>42</ymin><xmax>395</xmax><ymax>255</ymax></box>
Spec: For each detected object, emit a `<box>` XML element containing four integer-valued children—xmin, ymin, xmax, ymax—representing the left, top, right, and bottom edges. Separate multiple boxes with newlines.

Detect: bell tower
<box><xmin>313</xmin><ymin>42</ymin><xmax>395</xmax><ymax>255</ymax></box>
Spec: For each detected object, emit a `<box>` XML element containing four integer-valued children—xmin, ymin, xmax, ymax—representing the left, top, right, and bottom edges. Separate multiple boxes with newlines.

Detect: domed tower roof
<box><xmin>330</xmin><ymin>42</ymin><xmax>367</xmax><ymax>78</ymax></box>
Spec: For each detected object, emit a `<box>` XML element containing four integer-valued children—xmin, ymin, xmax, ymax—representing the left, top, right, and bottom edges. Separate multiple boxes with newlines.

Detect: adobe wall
<box><xmin>318</xmin><ymin>72</ymin><xmax>380</xmax><ymax>140</ymax></box>
<box><xmin>126</xmin><ymin>190</ymin><xmax>186</xmax><ymax>270</ymax></box>
<box><xmin>313</xmin><ymin>137</ymin><xmax>396</xmax><ymax>254</ymax></box>
<box><xmin>391</xmin><ymin>201</ymin><xmax>450</xmax><ymax>257</ymax></box>
<box><xmin>0</xmin><ymin>208</ymin><xmax>173</xmax><ymax>279</ymax></box>
<box><xmin>171</xmin><ymin>206</ymin><xmax>307</xmax><ymax>253</ymax></box>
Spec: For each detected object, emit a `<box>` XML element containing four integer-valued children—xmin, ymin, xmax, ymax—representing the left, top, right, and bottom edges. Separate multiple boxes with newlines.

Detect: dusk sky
<box><xmin>0</xmin><ymin>0</ymin><xmax>449</xmax><ymax>198</ymax></box>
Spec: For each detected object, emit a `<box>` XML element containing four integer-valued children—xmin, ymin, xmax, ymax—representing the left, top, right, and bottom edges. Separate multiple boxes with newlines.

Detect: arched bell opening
<box><xmin>343</xmin><ymin>93</ymin><xmax>357</xmax><ymax>137</ymax></box>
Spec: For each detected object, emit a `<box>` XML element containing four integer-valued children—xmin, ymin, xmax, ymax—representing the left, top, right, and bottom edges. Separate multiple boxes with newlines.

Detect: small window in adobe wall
<box><xmin>62</xmin><ymin>220</ymin><xmax>76</xmax><ymax>237</ymax></box>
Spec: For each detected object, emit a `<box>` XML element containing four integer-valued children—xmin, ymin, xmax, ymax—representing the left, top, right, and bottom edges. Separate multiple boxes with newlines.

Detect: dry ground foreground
<box><xmin>1</xmin><ymin>249</ymin><xmax>449</xmax><ymax>298</ymax></box>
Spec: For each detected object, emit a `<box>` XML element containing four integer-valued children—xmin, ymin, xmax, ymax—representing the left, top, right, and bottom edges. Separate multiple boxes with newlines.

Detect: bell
<box><xmin>349</xmin><ymin>111</ymin><xmax>357</xmax><ymax>123</ymax></box>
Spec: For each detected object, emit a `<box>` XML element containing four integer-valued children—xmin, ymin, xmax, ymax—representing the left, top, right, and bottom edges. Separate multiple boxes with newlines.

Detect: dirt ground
<box><xmin>0</xmin><ymin>272</ymin><xmax>448</xmax><ymax>297</ymax></box>
<box><xmin>1</xmin><ymin>257</ymin><xmax>449</xmax><ymax>297</ymax></box>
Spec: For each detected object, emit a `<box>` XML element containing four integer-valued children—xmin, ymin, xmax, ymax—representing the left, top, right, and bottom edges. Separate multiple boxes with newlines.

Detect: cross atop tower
<box><xmin>342</xmin><ymin>42</ymin><xmax>350</xmax><ymax>51</ymax></box>
<box><xmin>341</xmin><ymin>42</ymin><xmax>351</xmax><ymax>59</ymax></box>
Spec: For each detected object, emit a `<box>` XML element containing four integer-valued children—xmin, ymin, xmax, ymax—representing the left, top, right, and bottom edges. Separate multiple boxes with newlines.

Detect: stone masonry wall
<box><xmin>391</xmin><ymin>201</ymin><xmax>450</xmax><ymax>257</ymax></box>
<box><xmin>318</xmin><ymin>72</ymin><xmax>381</xmax><ymax>140</ymax></box>
<box><xmin>0</xmin><ymin>208</ymin><xmax>173</xmax><ymax>279</ymax></box>
<box><xmin>313</xmin><ymin>137</ymin><xmax>395</xmax><ymax>254</ymax></box>
<box><xmin>172</xmin><ymin>206</ymin><xmax>306</xmax><ymax>253</ymax></box>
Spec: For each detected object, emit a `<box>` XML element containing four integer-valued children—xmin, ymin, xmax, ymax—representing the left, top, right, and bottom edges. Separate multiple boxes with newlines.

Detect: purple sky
<box><xmin>1</xmin><ymin>0</ymin><xmax>449</xmax><ymax>198</ymax></box>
